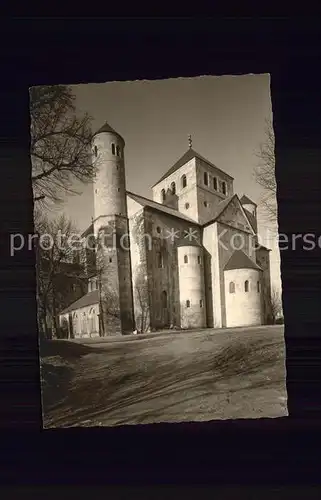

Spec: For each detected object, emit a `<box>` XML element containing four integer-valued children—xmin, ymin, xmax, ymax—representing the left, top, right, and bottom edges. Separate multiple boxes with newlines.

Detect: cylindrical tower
<box><xmin>92</xmin><ymin>122</ymin><xmax>127</xmax><ymax>223</ymax></box>
<box><xmin>240</xmin><ymin>194</ymin><xmax>257</xmax><ymax>218</ymax></box>
<box><xmin>224</xmin><ymin>250</ymin><xmax>263</xmax><ymax>328</ymax></box>
<box><xmin>240</xmin><ymin>194</ymin><xmax>258</xmax><ymax>239</ymax></box>
<box><xmin>177</xmin><ymin>241</ymin><xmax>206</xmax><ymax>329</ymax></box>
<box><xmin>91</xmin><ymin>122</ymin><xmax>134</xmax><ymax>335</ymax></box>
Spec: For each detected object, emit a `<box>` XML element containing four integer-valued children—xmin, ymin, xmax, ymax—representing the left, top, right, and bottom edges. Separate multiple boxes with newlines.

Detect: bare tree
<box><xmin>270</xmin><ymin>286</ymin><xmax>283</xmax><ymax>324</ymax></box>
<box><xmin>254</xmin><ymin>119</ymin><xmax>277</xmax><ymax>224</ymax></box>
<box><xmin>34</xmin><ymin>209</ymin><xmax>86</xmax><ymax>339</ymax></box>
<box><xmin>134</xmin><ymin>263</ymin><xmax>150</xmax><ymax>333</ymax></box>
<box><xmin>30</xmin><ymin>85</ymin><xmax>96</xmax><ymax>207</ymax></box>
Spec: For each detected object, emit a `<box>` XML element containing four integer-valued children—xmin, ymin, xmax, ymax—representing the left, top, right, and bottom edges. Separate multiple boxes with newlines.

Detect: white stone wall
<box><xmin>177</xmin><ymin>245</ymin><xmax>206</xmax><ymax>329</ymax></box>
<box><xmin>196</xmin><ymin>157</ymin><xmax>234</xmax><ymax>204</ymax></box>
<box><xmin>92</xmin><ymin>130</ymin><xmax>134</xmax><ymax>335</ymax></box>
<box><xmin>224</xmin><ymin>268</ymin><xmax>262</xmax><ymax>328</ymax></box>
<box><xmin>152</xmin><ymin>159</ymin><xmax>200</xmax><ymax>222</ymax></box>
<box><xmin>202</xmin><ymin>222</ymin><xmax>223</xmax><ymax>328</ymax></box>
<box><xmin>59</xmin><ymin>303</ymin><xmax>100</xmax><ymax>339</ymax></box>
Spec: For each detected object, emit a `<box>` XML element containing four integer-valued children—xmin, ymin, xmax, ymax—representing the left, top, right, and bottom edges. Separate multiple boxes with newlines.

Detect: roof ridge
<box><xmin>152</xmin><ymin>147</ymin><xmax>234</xmax><ymax>187</ymax></box>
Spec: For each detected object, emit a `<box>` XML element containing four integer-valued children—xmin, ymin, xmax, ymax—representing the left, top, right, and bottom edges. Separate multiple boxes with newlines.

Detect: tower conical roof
<box><xmin>224</xmin><ymin>250</ymin><xmax>262</xmax><ymax>271</ymax></box>
<box><xmin>92</xmin><ymin>121</ymin><xmax>125</xmax><ymax>145</ymax></box>
<box><xmin>240</xmin><ymin>194</ymin><xmax>257</xmax><ymax>206</ymax></box>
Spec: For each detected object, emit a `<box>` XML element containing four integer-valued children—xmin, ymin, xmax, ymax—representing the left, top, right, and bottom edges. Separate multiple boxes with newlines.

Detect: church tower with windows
<box><xmin>91</xmin><ymin>122</ymin><xmax>134</xmax><ymax>335</ymax></box>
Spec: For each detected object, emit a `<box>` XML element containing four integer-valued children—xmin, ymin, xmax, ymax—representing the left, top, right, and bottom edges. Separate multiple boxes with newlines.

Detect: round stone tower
<box><xmin>91</xmin><ymin>122</ymin><xmax>134</xmax><ymax>335</ymax></box>
<box><xmin>177</xmin><ymin>241</ymin><xmax>206</xmax><ymax>329</ymax></box>
<box><xmin>224</xmin><ymin>250</ymin><xmax>263</xmax><ymax>328</ymax></box>
<box><xmin>240</xmin><ymin>194</ymin><xmax>257</xmax><ymax>218</ymax></box>
<box><xmin>240</xmin><ymin>194</ymin><xmax>258</xmax><ymax>239</ymax></box>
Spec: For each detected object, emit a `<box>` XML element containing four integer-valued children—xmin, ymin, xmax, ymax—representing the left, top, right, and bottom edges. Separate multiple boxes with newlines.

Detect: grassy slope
<box><xmin>40</xmin><ymin>326</ymin><xmax>288</xmax><ymax>428</ymax></box>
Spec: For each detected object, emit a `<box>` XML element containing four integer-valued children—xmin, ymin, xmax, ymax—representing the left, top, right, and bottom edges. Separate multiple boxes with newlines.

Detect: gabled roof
<box><xmin>127</xmin><ymin>191</ymin><xmax>200</xmax><ymax>225</ymax></box>
<box><xmin>92</xmin><ymin>121</ymin><xmax>125</xmax><ymax>145</ymax></box>
<box><xmin>152</xmin><ymin>148</ymin><xmax>234</xmax><ymax>187</ymax></box>
<box><xmin>240</xmin><ymin>194</ymin><xmax>257</xmax><ymax>206</ymax></box>
<box><xmin>202</xmin><ymin>195</ymin><xmax>237</xmax><ymax>228</ymax></box>
<box><xmin>60</xmin><ymin>290</ymin><xmax>99</xmax><ymax>315</ymax></box>
<box><xmin>224</xmin><ymin>250</ymin><xmax>262</xmax><ymax>271</ymax></box>
<box><xmin>243</xmin><ymin>208</ymin><xmax>257</xmax><ymax>231</ymax></box>
<box><xmin>81</xmin><ymin>223</ymin><xmax>94</xmax><ymax>238</ymax></box>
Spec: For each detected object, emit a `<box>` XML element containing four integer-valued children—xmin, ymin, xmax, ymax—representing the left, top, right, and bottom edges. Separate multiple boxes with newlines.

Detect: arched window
<box><xmin>156</xmin><ymin>226</ymin><xmax>161</xmax><ymax>234</ymax></box>
<box><xmin>161</xmin><ymin>189</ymin><xmax>166</xmax><ymax>202</ymax></box>
<box><xmin>229</xmin><ymin>281</ymin><xmax>235</xmax><ymax>294</ymax></box>
<box><xmin>222</xmin><ymin>181</ymin><xmax>227</xmax><ymax>195</ymax></box>
<box><xmin>161</xmin><ymin>290</ymin><xmax>167</xmax><ymax>309</ymax></box>
<box><xmin>111</xmin><ymin>143</ymin><xmax>116</xmax><ymax>155</ymax></box>
<box><xmin>181</xmin><ymin>174</ymin><xmax>187</xmax><ymax>188</ymax></box>
<box><xmin>184</xmin><ymin>255</ymin><xmax>188</xmax><ymax>263</ymax></box>
<box><xmin>204</xmin><ymin>172</ymin><xmax>208</xmax><ymax>186</ymax></box>
<box><xmin>116</xmin><ymin>145</ymin><xmax>120</xmax><ymax>157</ymax></box>
<box><xmin>244</xmin><ymin>280</ymin><xmax>249</xmax><ymax>292</ymax></box>
<box><xmin>185</xmin><ymin>202</ymin><xmax>190</xmax><ymax>209</ymax></box>
<box><xmin>204</xmin><ymin>201</ymin><xmax>208</xmax><ymax>207</ymax></box>
<box><xmin>171</xmin><ymin>182</ymin><xmax>176</xmax><ymax>195</ymax></box>
<box><xmin>93</xmin><ymin>145</ymin><xmax>98</xmax><ymax>157</ymax></box>
<box><xmin>257</xmin><ymin>281</ymin><xmax>260</xmax><ymax>293</ymax></box>
<box><xmin>186</xmin><ymin>300</ymin><xmax>191</xmax><ymax>308</ymax></box>
<box><xmin>197</xmin><ymin>255</ymin><xmax>201</xmax><ymax>264</ymax></box>
<box><xmin>213</xmin><ymin>177</ymin><xmax>218</xmax><ymax>190</ymax></box>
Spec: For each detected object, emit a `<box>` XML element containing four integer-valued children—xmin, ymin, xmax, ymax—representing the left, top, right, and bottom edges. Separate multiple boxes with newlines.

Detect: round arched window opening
<box><xmin>185</xmin><ymin>202</ymin><xmax>190</xmax><ymax>209</ymax></box>
<box><xmin>156</xmin><ymin>226</ymin><xmax>161</xmax><ymax>234</ymax></box>
<box><xmin>244</xmin><ymin>280</ymin><xmax>249</xmax><ymax>292</ymax></box>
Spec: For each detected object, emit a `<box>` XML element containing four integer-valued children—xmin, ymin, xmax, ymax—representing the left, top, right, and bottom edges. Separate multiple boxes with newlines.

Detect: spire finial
<box><xmin>188</xmin><ymin>134</ymin><xmax>192</xmax><ymax>149</ymax></box>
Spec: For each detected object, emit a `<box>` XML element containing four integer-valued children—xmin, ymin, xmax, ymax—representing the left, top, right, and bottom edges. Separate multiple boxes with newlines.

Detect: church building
<box><xmin>59</xmin><ymin>122</ymin><xmax>273</xmax><ymax>338</ymax></box>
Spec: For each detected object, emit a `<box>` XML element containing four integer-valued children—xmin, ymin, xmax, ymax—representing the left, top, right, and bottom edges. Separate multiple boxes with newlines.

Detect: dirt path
<box><xmin>40</xmin><ymin>326</ymin><xmax>288</xmax><ymax>428</ymax></box>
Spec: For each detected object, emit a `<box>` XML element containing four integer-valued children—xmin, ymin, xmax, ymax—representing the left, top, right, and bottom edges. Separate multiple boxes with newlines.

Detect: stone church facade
<box><xmin>59</xmin><ymin>122</ymin><xmax>273</xmax><ymax>338</ymax></box>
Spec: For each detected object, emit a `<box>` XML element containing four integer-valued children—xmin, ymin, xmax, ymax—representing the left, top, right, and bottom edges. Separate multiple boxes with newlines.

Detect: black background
<box><xmin>0</xmin><ymin>18</ymin><xmax>320</xmax><ymax>488</ymax></box>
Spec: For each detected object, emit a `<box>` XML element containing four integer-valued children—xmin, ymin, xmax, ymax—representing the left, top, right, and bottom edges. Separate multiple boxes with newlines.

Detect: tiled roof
<box><xmin>152</xmin><ymin>148</ymin><xmax>234</xmax><ymax>187</ymax></box>
<box><xmin>92</xmin><ymin>121</ymin><xmax>125</xmax><ymax>145</ymax></box>
<box><xmin>60</xmin><ymin>289</ymin><xmax>99</xmax><ymax>315</ymax></box>
<box><xmin>243</xmin><ymin>208</ymin><xmax>257</xmax><ymax>231</ymax></box>
<box><xmin>176</xmin><ymin>238</ymin><xmax>202</xmax><ymax>247</ymax></box>
<box><xmin>224</xmin><ymin>250</ymin><xmax>262</xmax><ymax>271</ymax></box>
<box><xmin>127</xmin><ymin>191</ymin><xmax>200</xmax><ymax>225</ymax></box>
<box><xmin>256</xmin><ymin>243</ymin><xmax>271</xmax><ymax>252</ymax></box>
<box><xmin>81</xmin><ymin>223</ymin><xmax>94</xmax><ymax>238</ymax></box>
<box><xmin>202</xmin><ymin>195</ymin><xmax>237</xmax><ymax>228</ymax></box>
<box><xmin>240</xmin><ymin>194</ymin><xmax>257</xmax><ymax>206</ymax></box>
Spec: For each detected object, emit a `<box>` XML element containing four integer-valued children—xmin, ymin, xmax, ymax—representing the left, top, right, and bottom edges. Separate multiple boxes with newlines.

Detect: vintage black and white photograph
<box><xmin>26</xmin><ymin>74</ymin><xmax>287</xmax><ymax>427</ymax></box>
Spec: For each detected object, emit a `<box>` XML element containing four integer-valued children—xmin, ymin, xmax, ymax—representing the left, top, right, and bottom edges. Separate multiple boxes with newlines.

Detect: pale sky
<box><xmin>51</xmin><ymin>74</ymin><xmax>282</xmax><ymax>292</ymax></box>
